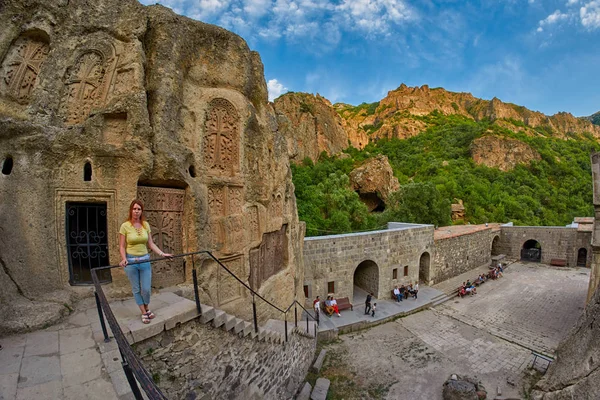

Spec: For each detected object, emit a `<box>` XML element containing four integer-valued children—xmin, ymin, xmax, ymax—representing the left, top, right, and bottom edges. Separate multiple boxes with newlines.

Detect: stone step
<box><xmin>233</xmin><ymin>318</ymin><xmax>245</xmax><ymax>334</ymax></box>
<box><xmin>212</xmin><ymin>309</ymin><xmax>227</xmax><ymax>328</ymax></box>
<box><xmin>297</xmin><ymin>382</ymin><xmax>312</xmax><ymax>400</ymax></box>
<box><xmin>199</xmin><ymin>305</ymin><xmax>216</xmax><ymax>324</ymax></box>
<box><xmin>223</xmin><ymin>314</ymin><xmax>237</xmax><ymax>332</ymax></box>
<box><xmin>310</xmin><ymin>378</ymin><xmax>330</xmax><ymax>400</ymax></box>
<box><xmin>242</xmin><ymin>321</ymin><xmax>253</xmax><ymax>337</ymax></box>
<box><xmin>311</xmin><ymin>349</ymin><xmax>327</xmax><ymax>373</ymax></box>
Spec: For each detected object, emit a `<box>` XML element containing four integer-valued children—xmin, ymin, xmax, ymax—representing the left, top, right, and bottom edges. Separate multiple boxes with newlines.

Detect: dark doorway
<box><xmin>419</xmin><ymin>252</ymin><xmax>430</xmax><ymax>283</ymax></box>
<box><xmin>577</xmin><ymin>248</ymin><xmax>588</xmax><ymax>267</ymax></box>
<box><xmin>521</xmin><ymin>239</ymin><xmax>542</xmax><ymax>262</ymax></box>
<box><xmin>354</xmin><ymin>260</ymin><xmax>379</xmax><ymax>298</ymax></box>
<box><xmin>491</xmin><ymin>235</ymin><xmax>500</xmax><ymax>256</ymax></box>
<box><xmin>66</xmin><ymin>202</ymin><xmax>111</xmax><ymax>285</ymax></box>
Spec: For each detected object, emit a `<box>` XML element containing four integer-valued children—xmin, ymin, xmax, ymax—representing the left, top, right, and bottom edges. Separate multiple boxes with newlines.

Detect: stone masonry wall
<box><xmin>431</xmin><ymin>228</ymin><xmax>498</xmax><ymax>285</ymax></box>
<box><xmin>134</xmin><ymin>319</ymin><xmax>315</xmax><ymax>400</ymax></box>
<box><xmin>496</xmin><ymin>226</ymin><xmax>586</xmax><ymax>266</ymax></box>
<box><xmin>303</xmin><ymin>224</ymin><xmax>434</xmax><ymax>303</ymax></box>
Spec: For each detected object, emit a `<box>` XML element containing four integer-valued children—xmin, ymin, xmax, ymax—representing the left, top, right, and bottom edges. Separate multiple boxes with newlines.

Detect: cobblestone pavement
<box><xmin>435</xmin><ymin>262</ymin><xmax>589</xmax><ymax>355</ymax></box>
<box><xmin>318</xmin><ymin>263</ymin><xmax>590</xmax><ymax>399</ymax></box>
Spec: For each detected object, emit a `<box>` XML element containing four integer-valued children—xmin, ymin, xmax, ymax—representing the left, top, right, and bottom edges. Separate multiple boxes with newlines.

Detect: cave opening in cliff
<box><xmin>356</xmin><ymin>191</ymin><xmax>386</xmax><ymax>212</ymax></box>
<box><xmin>521</xmin><ymin>239</ymin><xmax>542</xmax><ymax>262</ymax></box>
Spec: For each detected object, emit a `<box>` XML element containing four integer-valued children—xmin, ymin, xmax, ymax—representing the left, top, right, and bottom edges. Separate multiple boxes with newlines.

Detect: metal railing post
<box><xmin>119</xmin><ymin>348</ymin><xmax>144</xmax><ymax>400</ymax></box>
<box><xmin>306</xmin><ymin>313</ymin><xmax>309</xmax><ymax>333</ymax></box>
<box><xmin>294</xmin><ymin>303</ymin><xmax>297</xmax><ymax>328</ymax></box>
<box><xmin>94</xmin><ymin>291</ymin><xmax>110</xmax><ymax>343</ymax></box>
<box><xmin>192</xmin><ymin>267</ymin><xmax>202</xmax><ymax>316</ymax></box>
<box><xmin>252</xmin><ymin>294</ymin><xmax>258</xmax><ymax>334</ymax></box>
<box><xmin>284</xmin><ymin>315</ymin><xmax>288</xmax><ymax>343</ymax></box>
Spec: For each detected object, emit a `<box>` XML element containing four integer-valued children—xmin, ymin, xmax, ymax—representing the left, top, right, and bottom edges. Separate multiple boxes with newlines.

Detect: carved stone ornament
<box><xmin>203</xmin><ymin>98</ymin><xmax>240</xmax><ymax>176</ymax></box>
<box><xmin>0</xmin><ymin>35</ymin><xmax>49</xmax><ymax>103</ymax></box>
<box><xmin>61</xmin><ymin>44</ymin><xmax>118</xmax><ymax>125</ymax></box>
<box><xmin>249</xmin><ymin>224</ymin><xmax>288</xmax><ymax>290</ymax></box>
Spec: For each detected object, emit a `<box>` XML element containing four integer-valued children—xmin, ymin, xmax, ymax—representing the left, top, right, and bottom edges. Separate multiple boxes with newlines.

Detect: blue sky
<box><xmin>140</xmin><ymin>0</ymin><xmax>600</xmax><ymax>117</ymax></box>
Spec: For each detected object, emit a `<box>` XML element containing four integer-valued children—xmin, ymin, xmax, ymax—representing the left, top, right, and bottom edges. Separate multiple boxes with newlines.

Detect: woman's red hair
<box><xmin>128</xmin><ymin>199</ymin><xmax>146</xmax><ymax>224</ymax></box>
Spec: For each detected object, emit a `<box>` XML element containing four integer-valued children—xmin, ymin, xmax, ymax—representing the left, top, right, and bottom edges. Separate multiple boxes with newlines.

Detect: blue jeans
<box><xmin>395</xmin><ymin>293</ymin><xmax>402</xmax><ymax>302</ymax></box>
<box><xmin>124</xmin><ymin>254</ymin><xmax>152</xmax><ymax>306</ymax></box>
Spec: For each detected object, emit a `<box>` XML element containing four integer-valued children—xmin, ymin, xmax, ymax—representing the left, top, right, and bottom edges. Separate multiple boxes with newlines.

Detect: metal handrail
<box><xmin>91</xmin><ymin>250</ymin><xmax>319</xmax><ymax>399</ymax></box>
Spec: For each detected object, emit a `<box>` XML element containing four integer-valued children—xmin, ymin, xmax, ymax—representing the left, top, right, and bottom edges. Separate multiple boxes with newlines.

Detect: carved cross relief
<box><xmin>203</xmin><ymin>98</ymin><xmax>239</xmax><ymax>176</ymax></box>
<box><xmin>1</xmin><ymin>35</ymin><xmax>49</xmax><ymax>103</ymax></box>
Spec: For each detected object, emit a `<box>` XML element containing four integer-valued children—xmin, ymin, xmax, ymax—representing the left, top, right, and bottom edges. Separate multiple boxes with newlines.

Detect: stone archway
<box><xmin>491</xmin><ymin>235</ymin><xmax>500</xmax><ymax>256</ymax></box>
<box><xmin>354</xmin><ymin>260</ymin><xmax>379</xmax><ymax>298</ymax></box>
<box><xmin>577</xmin><ymin>248</ymin><xmax>588</xmax><ymax>267</ymax></box>
<box><xmin>521</xmin><ymin>239</ymin><xmax>542</xmax><ymax>262</ymax></box>
<box><xmin>419</xmin><ymin>252</ymin><xmax>430</xmax><ymax>284</ymax></box>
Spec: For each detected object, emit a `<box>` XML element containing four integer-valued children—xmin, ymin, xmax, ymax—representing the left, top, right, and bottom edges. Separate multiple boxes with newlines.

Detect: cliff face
<box><xmin>273</xmin><ymin>92</ymin><xmax>348</xmax><ymax>163</ymax></box>
<box><xmin>336</xmin><ymin>84</ymin><xmax>600</xmax><ymax>147</ymax></box>
<box><xmin>0</xmin><ymin>0</ymin><xmax>303</xmax><ymax>334</ymax></box>
<box><xmin>471</xmin><ymin>136</ymin><xmax>541</xmax><ymax>171</ymax></box>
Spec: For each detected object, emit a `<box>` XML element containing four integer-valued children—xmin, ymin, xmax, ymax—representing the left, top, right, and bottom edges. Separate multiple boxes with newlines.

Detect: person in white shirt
<box><xmin>393</xmin><ymin>286</ymin><xmax>402</xmax><ymax>302</ymax></box>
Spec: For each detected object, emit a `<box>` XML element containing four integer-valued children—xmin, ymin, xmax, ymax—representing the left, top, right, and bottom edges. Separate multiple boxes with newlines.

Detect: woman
<box><xmin>119</xmin><ymin>199</ymin><xmax>172</xmax><ymax>324</ymax></box>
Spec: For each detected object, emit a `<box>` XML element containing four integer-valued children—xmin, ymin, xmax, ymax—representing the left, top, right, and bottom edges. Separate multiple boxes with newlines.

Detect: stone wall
<box><xmin>0</xmin><ymin>0</ymin><xmax>303</xmax><ymax>333</ymax></box>
<box><xmin>431</xmin><ymin>228</ymin><xmax>499</xmax><ymax>285</ymax></box>
<box><xmin>134</xmin><ymin>319</ymin><xmax>315</xmax><ymax>400</ymax></box>
<box><xmin>588</xmin><ymin>152</ymin><xmax>600</xmax><ymax>302</ymax></box>
<box><xmin>303</xmin><ymin>223</ymin><xmax>434</xmax><ymax>302</ymax></box>
<box><xmin>496</xmin><ymin>226</ymin><xmax>590</xmax><ymax>267</ymax></box>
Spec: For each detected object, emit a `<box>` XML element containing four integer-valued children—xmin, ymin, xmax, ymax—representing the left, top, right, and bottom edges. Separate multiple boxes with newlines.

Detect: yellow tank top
<box><xmin>119</xmin><ymin>221</ymin><xmax>151</xmax><ymax>256</ymax></box>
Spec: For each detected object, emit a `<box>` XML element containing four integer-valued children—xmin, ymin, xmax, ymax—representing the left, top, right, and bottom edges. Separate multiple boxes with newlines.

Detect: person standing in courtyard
<box><xmin>371</xmin><ymin>302</ymin><xmax>377</xmax><ymax>317</ymax></box>
<box><xmin>365</xmin><ymin>292</ymin><xmax>373</xmax><ymax>315</ymax></box>
<box><xmin>119</xmin><ymin>199</ymin><xmax>173</xmax><ymax>324</ymax></box>
<box><xmin>413</xmin><ymin>281</ymin><xmax>419</xmax><ymax>299</ymax></box>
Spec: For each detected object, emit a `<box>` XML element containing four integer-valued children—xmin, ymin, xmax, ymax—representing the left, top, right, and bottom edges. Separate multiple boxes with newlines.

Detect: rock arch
<box><xmin>521</xmin><ymin>239</ymin><xmax>541</xmax><ymax>262</ymax></box>
<box><xmin>353</xmin><ymin>259</ymin><xmax>379</xmax><ymax>298</ymax></box>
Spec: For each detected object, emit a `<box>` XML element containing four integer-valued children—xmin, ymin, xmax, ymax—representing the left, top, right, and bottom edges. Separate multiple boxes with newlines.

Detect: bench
<box><xmin>550</xmin><ymin>259</ymin><xmax>567</xmax><ymax>267</ymax></box>
<box><xmin>531</xmin><ymin>351</ymin><xmax>554</xmax><ymax>372</ymax></box>
<box><xmin>335</xmin><ymin>297</ymin><xmax>353</xmax><ymax>311</ymax></box>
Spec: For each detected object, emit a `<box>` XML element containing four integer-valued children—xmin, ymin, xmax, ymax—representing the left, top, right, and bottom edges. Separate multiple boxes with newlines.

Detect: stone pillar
<box><xmin>588</xmin><ymin>152</ymin><xmax>600</xmax><ymax>303</ymax></box>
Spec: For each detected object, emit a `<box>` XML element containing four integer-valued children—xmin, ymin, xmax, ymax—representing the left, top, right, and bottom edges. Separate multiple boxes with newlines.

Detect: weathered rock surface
<box><xmin>470</xmin><ymin>136</ymin><xmax>541</xmax><ymax>171</ymax></box>
<box><xmin>0</xmin><ymin>0</ymin><xmax>303</xmax><ymax>333</ymax></box>
<box><xmin>530</xmin><ymin>283</ymin><xmax>600</xmax><ymax>400</ymax></box>
<box><xmin>349</xmin><ymin>154</ymin><xmax>400</xmax><ymax>212</ymax></box>
<box><xmin>273</xmin><ymin>92</ymin><xmax>348</xmax><ymax>163</ymax></box>
<box><xmin>442</xmin><ymin>375</ymin><xmax>486</xmax><ymax>400</ymax></box>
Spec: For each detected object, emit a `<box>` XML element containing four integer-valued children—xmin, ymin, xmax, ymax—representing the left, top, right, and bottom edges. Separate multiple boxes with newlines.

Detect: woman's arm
<box><xmin>119</xmin><ymin>234</ymin><xmax>128</xmax><ymax>267</ymax></box>
<box><xmin>147</xmin><ymin>233</ymin><xmax>173</xmax><ymax>258</ymax></box>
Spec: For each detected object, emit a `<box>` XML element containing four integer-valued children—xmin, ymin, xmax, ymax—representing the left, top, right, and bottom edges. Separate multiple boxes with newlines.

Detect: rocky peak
<box><xmin>273</xmin><ymin>92</ymin><xmax>348</xmax><ymax>163</ymax></box>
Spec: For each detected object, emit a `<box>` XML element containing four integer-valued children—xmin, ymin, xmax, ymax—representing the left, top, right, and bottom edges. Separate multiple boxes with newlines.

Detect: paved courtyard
<box><xmin>316</xmin><ymin>262</ymin><xmax>590</xmax><ymax>399</ymax></box>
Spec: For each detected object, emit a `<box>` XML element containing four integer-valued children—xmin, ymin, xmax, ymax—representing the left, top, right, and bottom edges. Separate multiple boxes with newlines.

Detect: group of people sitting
<box><xmin>458</xmin><ymin>263</ymin><xmax>505</xmax><ymax>297</ymax></box>
<box><xmin>393</xmin><ymin>282</ymin><xmax>419</xmax><ymax>302</ymax></box>
<box><xmin>323</xmin><ymin>295</ymin><xmax>341</xmax><ymax>317</ymax></box>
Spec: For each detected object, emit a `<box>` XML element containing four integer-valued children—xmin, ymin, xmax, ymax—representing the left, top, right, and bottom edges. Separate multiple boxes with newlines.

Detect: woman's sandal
<box><xmin>145</xmin><ymin>311</ymin><xmax>155</xmax><ymax>319</ymax></box>
<box><xmin>141</xmin><ymin>314</ymin><xmax>151</xmax><ymax>324</ymax></box>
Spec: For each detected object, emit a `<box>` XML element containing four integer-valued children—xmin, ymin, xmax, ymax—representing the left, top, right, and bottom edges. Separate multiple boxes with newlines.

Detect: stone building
<box><xmin>0</xmin><ymin>0</ymin><xmax>304</xmax><ymax>330</ymax></box>
<box><xmin>303</xmin><ymin>221</ymin><xmax>592</xmax><ymax>303</ymax></box>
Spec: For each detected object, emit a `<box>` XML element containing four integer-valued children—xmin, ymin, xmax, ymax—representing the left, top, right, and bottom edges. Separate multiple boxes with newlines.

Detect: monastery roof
<box><xmin>578</xmin><ymin>223</ymin><xmax>593</xmax><ymax>232</ymax></box>
<box><xmin>434</xmin><ymin>223</ymin><xmax>501</xmax><ymax>240</ymax></box>
<box><xmin>574</xmin><ymin>217</ymin><xmax>594</xmax><ymax>223</ymax></box>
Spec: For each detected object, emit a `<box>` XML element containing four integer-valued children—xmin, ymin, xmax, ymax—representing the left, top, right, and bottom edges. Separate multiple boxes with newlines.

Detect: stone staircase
<box><xmin>107</xmin><ymin>292</ymin><xmax>293</xmax><ymax>345</ymax></box>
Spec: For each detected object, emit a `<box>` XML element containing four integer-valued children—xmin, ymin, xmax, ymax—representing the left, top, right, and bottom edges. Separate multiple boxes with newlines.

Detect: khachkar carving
<box><xmin>61</xmin><ymin>48</ymin><xmax>118</xmax><ymax>125</ymax></box>
<box><xmin>0</xmin><ymin>35</ymin><xmax>49</xmax><ymax>103</ymax></box>
<box><xmin>208</xmin><ymin>185</ymin><xmax>245</xmax><ymax>253</ymax></box>
<box><xmin>249</xmin><ymin>225</ymin><xmax>288</xmax><ymax>290</ymax></box>
<box><xmin>203</xmin><ymin>98</ymin><xmax>240</xmax><ymax>176</ymax></box>
<box><xmin>137</xmin><ymin>186</ymin><xmax>185</xmax><ymax>287</ymax></box>
<box><xmin>208</xmin><ymin>185</ymin><xmax>244</xmax><ymax>216</ymax></box>
<box><xmin>218</xmin><ymin>255</ymin><xmax>244</xmax><ymax>305</ymax></box>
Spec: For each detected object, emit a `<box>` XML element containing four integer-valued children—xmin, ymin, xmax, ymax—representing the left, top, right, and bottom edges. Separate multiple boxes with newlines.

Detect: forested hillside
<box><xmin>292</xmin><ymin>111</ymin><xmax>599</xmax><ymax>236</ymax></box>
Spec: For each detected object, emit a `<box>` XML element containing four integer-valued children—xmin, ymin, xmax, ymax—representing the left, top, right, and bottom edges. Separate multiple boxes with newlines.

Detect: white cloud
<box><xmin>567</xmin><ymin>0</ymin><xmax>579</xmax><ymax>5</ymax></box>
<box><xmin>267</xmin><ymin>79</ymin><xmax>288</xmax><ymax>101</ymax></box>
<box><xmin>580</xmin><ymin>1</ymin><xmax>600</xmax><ymax>29</ymax></box>
<box><xmin>537</xmin><ymin>9</ymin><xmax>570</xmax><ymax>32</ymax></box>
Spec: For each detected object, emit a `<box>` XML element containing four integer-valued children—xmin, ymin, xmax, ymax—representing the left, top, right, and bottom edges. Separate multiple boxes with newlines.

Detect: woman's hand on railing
<box><xmin>162</xmin><ymin>252</ymin><xmax>174</xmax><ymax>258</ymax></box>
<box><xmin>119</xmin><ymin>259</ymin><xmax>128</xmax><ymax>267</ymax></box>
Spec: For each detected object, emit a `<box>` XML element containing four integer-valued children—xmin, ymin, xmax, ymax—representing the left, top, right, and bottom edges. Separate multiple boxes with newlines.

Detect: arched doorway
<box><xmin>419</xmin><ymin>252</ymin><xmax>430</xmax><ymax>283</ymax></box>
<box><xmin>354</xmin><ymin>260</ymin><xmax>379</xmax><ymax>298</ymax></box>
<box><xmin>521</xmin><ymin>239</ymin><xmax>541</xmax><ymax>262</ymax></box>
<box><xmin>577</xmin><ymin>248</ymin><xmax>588</xmax><ymax>267</ymax></box>
<box><xmin>491</xmin><ymin>235</ymin><xmax>500</xmax><ymax>256</ymax></box>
